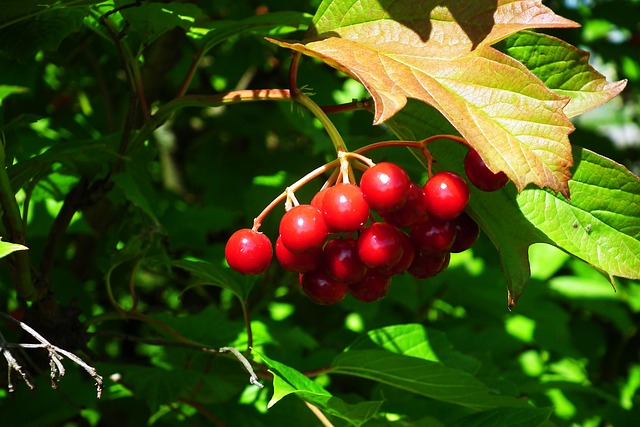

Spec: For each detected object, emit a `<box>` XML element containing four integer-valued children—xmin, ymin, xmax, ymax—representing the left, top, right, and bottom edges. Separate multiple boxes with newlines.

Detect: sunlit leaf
<box><xmin>496</xmin><ymin>30</ymin><xmax>627</xmax><ymax>118</ymax></box>
<box><xmin>386</xmin><ymin>101</ymin><xmax>640</xmax><ymax>305</ymax></box>
<box><xmin>260</xmin><ymin>353</ymin><xmax>382</xmax><ymax>426</ymax></box>
<box><xmin>270</xmin><ymin>0</ymin><xmax>580</xmax><ymax>196</ymax></box>
<box><xmin>0</xmin><ymin>238</ymin><xmax>28</xmax><ymax>259</ymax></box>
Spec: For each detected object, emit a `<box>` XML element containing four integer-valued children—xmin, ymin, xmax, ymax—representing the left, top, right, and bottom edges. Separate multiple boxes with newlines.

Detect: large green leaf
<box><xmin>453</xmin><ymin>407</ymin><xmax>553</xmax><ymax>427</ymax></box>
<box><xmin>260</xmin><ymin>354</ymin><xmax>382</xmax><ymax>427</ymax></box>
<box><xmin>347</xmin><ymin>324</ymin><xmax>480</xmax><ymax>374</ymax></box>
<box><xmin>330</xmin><ymin>349</ymin><xmax>528</xmax><ymax>411</ymax></box>
<box><xmin>270</xmin><ymin>0</ymin><xmax>579</xmax><ymax>196</ymax></box>
<box><xmin>386</xmin><ymin>101</ymin><xmax>640</xmax><ymax>306</ymax></box>
<box><xmin>0</xmin><ymin>7</ymin><xmax>87</xmax><ymax>62</ymax></box>
<box><xmin>496</xmin><ymin>30</ymin><xmax>627</xmax><ymax>118</ymax></box>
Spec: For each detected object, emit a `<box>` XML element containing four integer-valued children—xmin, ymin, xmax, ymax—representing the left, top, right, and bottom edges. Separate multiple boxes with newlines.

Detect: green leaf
<box><xmin>496</xmin><ymin>30</ymin><xmax>627</xmax><ymax>118</ymax></box>
<box><xmin>0</xmin><ymin>85</ymin><xmax>28</xmax><ymax>101</ymax></box>
<box><xmin>453</xmin><ymin>406</ymin><xmax>553</xmax><ymax>427</ymax></box>
<box><xmin>330</xmin><ymin>349</ymin><xmax>528</xmax><ymax>411</ymax></box>
<box><xmin>386</xmin><ymin>101</ymin><xmax>640</xmax><ymax>305</ymax></box>
<box><xmin>111</xmin><ymin>161</ymin><xmax>161</xmax><ymax>224</ymax></box>
<box><xmin>347</xmin><ymin>324</ymin><xmax>480</xmax><ymax>374</ymax></box>
<box><xmin>118</xmin><ymin>1</ymin><xmax>206</xmax><ymax>46</ymax></box>
<box><xmin>260</xmin><ymin>353</ymin><xmax>382</xmax><ymax>427</ymax></box>
<box><xmin>168</xmin><ymin>258</ymin><xmax>255</xmax><ymax>301</ymax></box>
<box><xmin>189</xmin><ymin>11</ymin><xmax>311</xmax><ymax>54</ymax></box>
<box><xmin>0</xmin><ymin>237</ymin><xmax>28</xmax><ymax>259</ymax></box>
<box><xmin>0</xmin><ymin>7</ymin><xmax>87</xmax><ymax>62</ymax></box>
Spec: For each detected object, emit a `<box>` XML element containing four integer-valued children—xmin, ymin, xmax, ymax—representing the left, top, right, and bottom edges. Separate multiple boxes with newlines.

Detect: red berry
<box><xmin>464</xmin><ymin>149</ymin><xmax>509</xmax><ymax>192</ymax></box>
<box><xmin>311</xmin><ymin>187</ymin><xmax>330</xmax><ymax>211</ymax></box>
<box><xmin>321</xmin><ymin>183</ymin><xmax>370</xmax><ymax>232</ymax></box>
<box><xmin>348</xmin><ymin>269</ymin><xmax>391</xmax><ymax>302</ymax></box>
<box><xmin>381</xmin><ymin>182</ymin><xmax>427</xmax><ymax>228</ymax></box>
<box><xmin>450</xmin><ymin>213</ymin><xmax>480</xmax><ymax>253</ymax></box>
<box><xmin>275</xmin><ymin>236</ymin><xmax>322</xmax><ymax>273</ymax></box>
<box><xmin>410</xmin><ymin>217</ymin><xmax>456</xmax><ymax>253</ymax></box>
<box><xmin>384</xmin><ymin>231</ymin><xmax>415</xmax><ymax>275</ymax></box>
<box><xmin>360</xmin><ymin>162</ymin><xmax>411</xmax><ymax>213</ymax></box>
<box><xmin>407</xmin><ymin>251</ymin><xmax>450</xmax><ymax>279</ymax></box>
<box><xmin>299</xmin><ymin>270</ymin><xmax>347</xmax><ymax>304</ymax></box>
<box><xmin>323</xmin><ymin>237</ymin><xmax>367</xmax><ymax>284</ymax></box>
<box><xmin>357</xmin><ymin>222</ymin><xmax>404</xmax><ymax>270</ymax></box>
<box><xmin>423</xmin><ymin>171</ymin><xmax>470</xmax><ymax>220</ymax></box>
<box><xmin>279</xmin><ymin>205</ymin><xmax>328</xmax><ymax>254</ymax></box>
<box><xmin>225</xmin><ymin>229</ymin><xmax>273</xmax><ymax>274</ymax></box>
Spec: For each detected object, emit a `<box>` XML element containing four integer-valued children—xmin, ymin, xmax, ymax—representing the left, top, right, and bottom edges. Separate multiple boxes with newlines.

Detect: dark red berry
<box><xmin>450</xmin><ymin>213</ymin><xmax>480</xmax><ymax>253</ymax></box>
<box><xmin>323</xmin><ymin>237</ymin><xmax>367</xmax><ymax>284</ymax></box>
<box><xmin>357</xmin><ymin>222</ymin><xmax>404</xmax><ymax>270</ymax></box>
<box><xmin>321</xmin><ymin>183</ymin><xmax>370</xmax><ymax>232</ymax></box>
<box><xmin>423</xmin><ymin>171</ymin><xmax>470</xmax><ymax>220</ymax></box>
<box><xmin>348</xmin><ymin>269</ymin><xmax>391</xmax><ymax>302</ymax></box>
<box><xmin>360</xmin><ymin>162</ymin><xmax>411</xmax><ymax>213</ymax></box>
<box><xmin>279</xmin><ymin>204</ymin><xmax>328</xmax><ymax>254</ymax></box>
<box><xmin>381</xmin><ymin>182</ymin><xmax>427</xmax><ymax>228</ymax></box>
<box><xmin>410</xmin><ymin>217</ymin><xmax>456</xmax><ymax>253</ymax></box>
<box><xmin>407</xmin><ymin>251</ymin><xmax>450</xmax><ymax>279</ymax></box>
<box><xmin>299</xmin><ymin>270</ymin><xmax>347</xmax><ymax>304</ymax></box>
<box><xmin>275</xmin><ymin>236</ymin><xmax>322</xmax><ymax>273</ymax></box>
<box><xmin>225</xmin><ymin>229</ymin><xmax>272</xmax><ymax>274</ymax></box>
<box><xmin>384</xmin><ymin>231</ymin><xmax>415</xmax><ymax>275</ymax></box>
<box><xmin>464</xmin><ymin>148</ymin><xmax>509</xmax><ymax>192</ymax></box>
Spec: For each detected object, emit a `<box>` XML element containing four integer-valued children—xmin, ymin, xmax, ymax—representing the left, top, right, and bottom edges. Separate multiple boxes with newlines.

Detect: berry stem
<box><xmin>252</xmin><ymin>159</ymin><xmax>340</xmax><ymax>231</ymax></box>
<box><xmin>293</xmin><ymin>92</ymin><xmax>349</xmax><ymax>154</ymax></box>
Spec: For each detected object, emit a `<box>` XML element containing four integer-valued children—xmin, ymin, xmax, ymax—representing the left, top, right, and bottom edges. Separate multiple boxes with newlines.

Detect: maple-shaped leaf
<box><xmin>269</xmin><ymin>0</ymin><xmax>580</xmax><ymax>196</ymax></box>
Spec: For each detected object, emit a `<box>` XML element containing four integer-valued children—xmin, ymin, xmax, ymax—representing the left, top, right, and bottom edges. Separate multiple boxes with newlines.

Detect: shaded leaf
<box><xmin>496</xmin><ymin>30</ymin><xmax>627</xmax><ymax>118</ymax></box>
<box><xmin>0</xmin><ymin>8</ymin><xmax>87</xmax><ymax>62</ymax></box>
<box><xmin>261</xmin><ymin>353</ymin><xmax>382</xmax><ymax>427</ymax></box>
<box><xmin>0</xmin><ymin>238</ymin><xmax>28</xmax><ymax>259</ymax></box>
<box><xmin>330</xmin><ymin>349</ymin><xmax>528</xmax><ymax>411</ymax></box>
<box><xmin>189</xmin><ymin>11</ymin><xmax>310</xmax><ymax>54</ymax></box>
<box><xmin>118</xmin><ymin>1</ymin><xmax>206</xmax><ymax>46</ymax></box>
<box><xmin>453</xmin><ymin>406</ymin><xmax>553</xmax><ymax>427</ymax></box>
<box><xmin>169</xmin><ymin>258</ymin><xmax>255</xmax><ymax>301</ymax></box>
<box><xmin>270</xmin><ymin>0</ymin><xmax>579</xmax><ymax>196</ymax></box>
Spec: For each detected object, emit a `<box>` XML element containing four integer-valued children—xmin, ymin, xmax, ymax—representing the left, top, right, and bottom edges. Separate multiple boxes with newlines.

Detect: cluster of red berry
<box><xmin>225</xmin><ymin>147</ymin><xmax>508</xmax><ymax>304</ymax></box>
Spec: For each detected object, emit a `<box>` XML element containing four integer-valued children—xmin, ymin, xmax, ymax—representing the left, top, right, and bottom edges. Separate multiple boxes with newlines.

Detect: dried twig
<box><xmin>0</xmin><ymin>312</ymin><xmax>103</xmax><ymax>397</ymax></box>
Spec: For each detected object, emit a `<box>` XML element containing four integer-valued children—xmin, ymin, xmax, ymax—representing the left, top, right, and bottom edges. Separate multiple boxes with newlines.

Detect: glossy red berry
<box><xmin>275</xmin><ymin>236</ymin><xmax>322</xmax><ymax>273</ymax></box>
<box><xmin>357</xmin><ymin>222</ymin><xmax>404</xmax><ymax>271</ymax></box>
<box><xmin>381</xmin><ymin>182</ymin><xmax>427</xmax><ymax>228</ymax></box>
<box><xmin>348</xmin><ymin>269</ymin><xmax>391</xmax><ymax>302</ymax></box>
<box><xmin>321</xmin><ymin>183</ymin><xmax>370</xmax><ymax>232</ymax></box>
<box><xmin>407</xmin><ymin>251</ymin><xmax>450</xmax><ymax>279</ymax></box>
<box><xmin>450</xmin><ymin>213</ymin><xmax>481</xmax><ymax>253</ymax></box>
<box><xmin>423</xmin><ymin>171</ymin><xmax>470</xmax><ymax>220</ymax></box>
<box><xmin>299</xmin><ymin>270</ymin><xmax>348</xmax><ymax>304</ymax></box>
<box><xmin>323</xmin><ymin>237</ymin><xmax>367</xmax><ymax>284</ymax></box>
<box><xmin>384</xmin><ymin>231</ymin><xmax>415</xmax><ymax>275</ymax></box>
<box><xmin>311</xmin><ymin>187</ymin><xmax>330</xmax><ymax>211</ymax></box>
<box><xmin>225</xmin><ymin>229</ymin><xmax>272</xmax><ymax>274</ymax></box>
<box><xmin>360</xmin><ymin>162</ymin><xmax>411</xmax><ymax>213</ymax></box>
<box><xmin>279</xmin><ymin>204</ymin><xmax>328</xmax><ymax>254</ymax></box>
<box><xmin>410</xmin><ymin>217</ymin><xmax>456</xmax><ymax>253</ymax></box>
<box><xmin>464</xmin><ymin>148</ymin><xmax>509</xmax><ymax>192</ymax></box>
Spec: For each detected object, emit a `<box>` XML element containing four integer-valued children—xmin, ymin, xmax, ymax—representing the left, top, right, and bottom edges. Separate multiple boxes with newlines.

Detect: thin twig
<box><xmin>304</xmin><ymin>401</ymin><xmax>335</xmax><ymax>427</ymax></box>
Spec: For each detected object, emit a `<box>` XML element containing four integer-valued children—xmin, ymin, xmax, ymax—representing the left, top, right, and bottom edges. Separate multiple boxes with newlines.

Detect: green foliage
<box><xmin>0</xmin><ymin>0</ymin><xmax>639</xmax><ymax>426</ymax></box>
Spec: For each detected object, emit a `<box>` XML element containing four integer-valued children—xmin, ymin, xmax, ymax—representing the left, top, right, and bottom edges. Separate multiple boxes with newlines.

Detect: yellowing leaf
<box><xmin>269</xmin><ymin>0</ymin><xmax>580</xmax><ymax>196</ymax></box>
